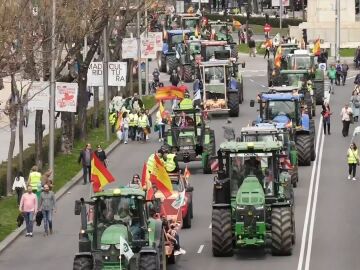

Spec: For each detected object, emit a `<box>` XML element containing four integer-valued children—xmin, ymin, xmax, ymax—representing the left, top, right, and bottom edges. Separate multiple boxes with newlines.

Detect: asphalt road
<box><xmin>0</xmin><ymin>55</ymin><xmax>359</xmax><ymax>270</ymax></box>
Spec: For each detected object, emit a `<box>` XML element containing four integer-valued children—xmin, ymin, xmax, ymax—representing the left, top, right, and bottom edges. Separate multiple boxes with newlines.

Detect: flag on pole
<box><xmin>272</xmin><ymin>33</ymin><xmax>281</xmax><ymax>46</ymax></box>
<box><xmin>274</xmin><ymin>46</ymin><xmax>282</xmax><ymax>69</ymax></box>
<box><xmin>91</xmin><ymin>154</ymin><xmax>115</xmax><ymax>192</ymax></box>
<box><xmin>141</xmin><ymin>162</ymin><xmax>150</xmax><ymax>189</ymax></box>
<box><xmin>312</xmin><ymin>38</ymin><xmax>321</xmax><ymax>56</ymax></box>
<box><xmin>159</xmin><ymin>101</ymin><xmax>165</xmax><ymax>116</ymax></box>
<box><xmin>115</xmin><ymin>112</ymin><xmax>123</xmax><ymax>131</ymax></box>
<box><xmin>183</xmin><ymin>165</ymin><xmax>191</xmax><ymax>179</ymax></box>
<box><xmin>119</xmin><ymin>236</ymin><xmax>134</xmax><ymax>260</ymax></box>
<box><xmin>150</xmin><ymin>155</ymin><xmax>173</xmax><ymax>198</ymax></box>
<box><xmin>171</xmin><ymin>189</ymin><xmax>186</xmax><ymax>209</ymax></box>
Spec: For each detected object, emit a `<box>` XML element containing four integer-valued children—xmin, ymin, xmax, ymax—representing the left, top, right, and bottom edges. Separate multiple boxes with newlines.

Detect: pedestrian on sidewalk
<box><xmin>129</xmin><ymin>109</ymin><xmax>138</xmax><ymax>141</ymax></box>
<box><xmin>327</xmin><ymin>65</ymin><xmax>336</xmax><ymax>93</ymax></box>
<box><xmin>341</xmin><ymin>62</ymin><xmax>349</xmax><ymax>86</ymax></box>
<box><xmin>146</xmin><ymin>109</ymin><xmax>152</xmax><ymax>141</ymax></box>
<box><xmin>12</xmin><ymin>171</ymin><xmax>26</xmax><ymax>206</ymax></box>
<box><xmin>19</xmin><ymin>185</ymin><xmax>38</xmax><ymax>237</ymax></box>
<box><xmin>28</xmin><ymin>166</ymin><xmax>42</xmax><ymax>202</ymax></box>
<box><xmin>39</xmin><ymin>184</ymin><xmax>55</xmax><ymax>236</ymax></box>
<box><xmin>248</xmin><ymin>38</ymin><xmax>256</xmax><ymax>57</ymax></box>
<box><xmin>95</xmin><ymin>145</ymin><xmax>107</xmax><ymax>167</ymax></box>
<box><xmin>347</xmin><ymin>143</ymin><xmax>359</xmax><ymax>180</ymax></box>
<box><xmin>122</xmin><ymin>111</ymin><xmax>130</xmax><ymax>144</ymax></box>
<box><xmin>78</xmin><ymin>143</ymin><xmax>93</xmax><ymax>184</ymax></box>
<box><xmin>350</xmin><ymin>90</ymin><xmax>360</xmax><ymax>122</ymax></box>
<box><xmin>155</xmin><ymin>107</ymin><xmax>166</xmax><ymax>142</ymax></box>
<box><xmin>321</xmin><ymin>102</ymin><xmax>332</xmax><ymax>135</ymax></box>
<box><xmin>341</xmin><ymin>104</ymin><xmax>353</xmax><ymax>137</ymax></box>
<box><xmin>335</xmin><ymin>61</ymin><xmax>343</xmax><ymax>85</ymax></box>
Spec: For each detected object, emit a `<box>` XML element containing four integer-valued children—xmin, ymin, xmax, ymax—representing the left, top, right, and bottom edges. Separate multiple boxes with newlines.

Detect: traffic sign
<box><xmin>264</xmin><ymin>23</ymin><xmax>272</xmax><ymax>32</ymax></box>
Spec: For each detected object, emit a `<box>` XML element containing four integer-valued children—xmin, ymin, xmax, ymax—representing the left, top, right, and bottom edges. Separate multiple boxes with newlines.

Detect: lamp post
<box><xmin>335</xmin><ymin>0</ymin><xmax>340</xmax><ymax>62</ymax></box>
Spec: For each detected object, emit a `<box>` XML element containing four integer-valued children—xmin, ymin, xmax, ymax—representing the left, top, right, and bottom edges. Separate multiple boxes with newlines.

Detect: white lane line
<box><xmin>297</xmin><ymin>116</ymin><xmax>324</xmax><ymax>270</ymax></box>
<box><xmin>304</xmin><ymin>121</ymin><xmax>326</xmax><ymax>270</ymax></box>
<box><xmin>197</xmin><ymin>244</ymin><xmax>205</xmax><ymax>254</ymax></box>
<box><xmin>347</xmin><ymin>75</ymin><xmax>356</xmax><ymax>80</ymax></box>
<box><xmin>209</xmin><ymin>223</ymin><xmax>212</xmax><ymax>229</ymax></box>
<box><xmin>248</xmin><ymin>78</ymin><xmax>266</xmax><ymax>88</ymax></box>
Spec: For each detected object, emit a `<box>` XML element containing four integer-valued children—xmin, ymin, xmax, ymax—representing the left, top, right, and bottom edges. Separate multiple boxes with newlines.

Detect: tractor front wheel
<box><xmin>271</xmin><ymin>207</ymin><xmax>293</xmax><ymax>256</ymax></box>
<box><xmin>166</xmin><ymin>56</ymin><xmax>177</xmax><ymax>75</ymax></box>
<box><xmin>212</xmin><ymin>208</ymin><xmax>233</xmax><ymax>257</ymax></box>
<box><xmin>139</xmin><ymin>254</ymin><xmax>157</xmax><ymax>270</ymax></box>
<box><xmin>73</xmin><ymin>256</ymin><xmax>93</xmax><ymax>270</ymax></box>
<box><xmin>296</xmin><ymin>134</ymin><xmax>312</xmax><ymax>166</ymax></box>
<box><xmin>183</xmin><ymin>65</ymin><xmax>193</xmax><ymax>82</ymax></box>
<box><xmin>228</xmin><ymin>92</ymin><xmax>239</xmax><ymax>117</ymax></box>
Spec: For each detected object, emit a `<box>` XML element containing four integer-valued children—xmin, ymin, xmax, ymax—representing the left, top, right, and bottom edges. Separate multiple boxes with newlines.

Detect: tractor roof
<box><xmin>208</xmin><ymin>20</ymin><xmax>231</xmax><ymax>25</ymax></box>
<box><xmin>178</xmin><ymin>13</ymin><xmax>200</xmax><ymax>18</ymax></box>
<box><xmin>293</xmin><ymin>49</ymin><xmax>312</xmax><ymax>55</ymax></box>
<box><xmin>92</xmin><ymin>187</ymin><xmax>145</xmax><ymax>198</ymax></box>
<box><xmin>199</xmin><ymin>60</ymin><xmax>229</xmax><ymax>67</ymax></box>
<box><xmin>167</xmin><ymin>29</ymin><xmax>191</xmax><ymax>35</ymax></box>
<box><xmin>260</xmin><ymin>93</ymin><xmax>303</xmax><ymax>101</ymax></box>
<box><xmin>173</xmin><ymin>108</ymin><xmax>201</xmax><ymax>114</ymax></box>
<box><xmin>200</xmin><ymin>40</ymin><xmax>227</xmax><ymax>46</ymax></box>
<box><xmin>241</xmin><ymin>125</ymin><xmax>279</xmax><ymax>134</ymax></box>
<box><xmin>281</xmin><ymin>43</ymin><xmax>299</xmax><ymax>48</ymax></box>
<box><xmin>269</xmin><ymin>86</ymin><xmax>301</xmax><ymax>92</ymax></box>
<box><xmin>279</xmin><ymin>69</ymin><xmax>310</xmax><ymax>74</ymax></box>
<box><xmin>220</xmin><ymin>141</ymin><xmax>283</xmax><ymax>152</ymax></box>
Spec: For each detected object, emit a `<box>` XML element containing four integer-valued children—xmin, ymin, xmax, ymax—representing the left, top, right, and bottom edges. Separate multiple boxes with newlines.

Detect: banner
<box><xmin>149</xmin><ymin>32</ymin><xmax>163</xmax><ymax>52</ymax></box>
<box><xmin>122</xmin><ymin>38</ymin><xmax>138</xmax><ymax>59</ymax></box>
<box><xmin>27</xmin><ymin>82</ymin><xmax>50</xmax><ymax>111</ymax></box>
<box><xmin>87</xmin><ymin>62</ymin><xmax>103</xmax><ymax>86</ymax></box>
<box><xmin>140</xmin><ymin>37</ymin><xmax>156</xmax><ymax>59</ymax></box>
<box><xmin>108</xmin><ymin>62</ymin><xmax>127</xmax><ymax>86</ymax></box>
<box><xmin>271</xmin><ymin>0</ymin><xmax>290</xmax><ymax>6</ymax></box>
<box><xmin>55</xmin><ymin>82</ymin><xmax>78</xmax><ymax>112</ymax></box>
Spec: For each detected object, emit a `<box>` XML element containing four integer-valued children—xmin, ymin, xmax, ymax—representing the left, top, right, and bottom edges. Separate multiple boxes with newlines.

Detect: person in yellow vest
<box><xmin>165</xmin><ymin>152</ymin><xmax>179</xmax><ymax>173</ymax></box>
<box><xmin>109</xmin><ymin>110</ymin><xmax>117</xmax><ymax>133</ymax></box>
<box><xmin>28</xmin><ymin>165</ymin><xmax>42</xmax><ymax>201</ymax></box>
<box><xmin>179</xmin><ymin>93</ymin><xmax>193</xmax><ymax>110</ymax></box>
<box><xmin>137</xmin><ymin>110</ymin><xmax>149</xmax><ymax>142</ymax></box>
<box><xmin>147</xmin><ymin>149</ymin><xmax>166</xmax><ymax>174</ymax></box>
<box><xmin>128</xmin><ymin>110</ymin><xmax>138</xmax><ymax>141</ymax></box>
<box><xmin>347</xmin><ymin>143</ymin><xmax>359</xmax><ymax>180</ymax></box>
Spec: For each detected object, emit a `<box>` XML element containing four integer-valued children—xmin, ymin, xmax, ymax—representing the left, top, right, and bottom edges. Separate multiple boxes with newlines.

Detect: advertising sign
<box><xmin>55</xmin><ymin>82</ymin><xmax>78</xmax><ymax>112</ymax></box>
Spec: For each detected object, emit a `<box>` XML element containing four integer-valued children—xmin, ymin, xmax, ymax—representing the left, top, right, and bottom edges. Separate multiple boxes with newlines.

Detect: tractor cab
<box><xmin>177</xmin><ymin>13</ymin><xmax>201</xmax><ymax>32</ymax></box>
<box><xmin>200</xmin><ymin>40</ymin><xmax>229</xmax><ymax>61</ymax></box>
<box><xmin>287</xmin><ymin>50</ymin><xmax>315</xmax><ymax>70</ymax></box>
<box><xmin>207</xmin><ymin>20</ymin><xmax>233</xmax><ymax>42</ymax></box>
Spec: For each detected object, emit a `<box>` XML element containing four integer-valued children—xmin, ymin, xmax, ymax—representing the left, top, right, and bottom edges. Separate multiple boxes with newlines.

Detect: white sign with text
<box><xmin>108</xmin><ymin>62</ymin><xmax>127</xmax><ymax>86</ymax></box>
<box><xmin>87</xmin><ymin>62</ymin><xmax>103</xmax><ymax>86</ymax></box>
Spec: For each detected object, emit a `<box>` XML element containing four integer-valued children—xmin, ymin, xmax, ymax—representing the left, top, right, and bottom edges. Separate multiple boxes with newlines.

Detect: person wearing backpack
<box><xmin>350</xmin><ymin>90</ymin><xmax>360</xmax><ymax>122</ymax></box>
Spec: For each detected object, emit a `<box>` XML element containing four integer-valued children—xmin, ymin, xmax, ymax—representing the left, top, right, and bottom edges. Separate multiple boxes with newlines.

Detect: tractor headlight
<box><xmin>100</xmin><ymin>244</ymin><xmax>111</xmax><ymax>250</ymax></box>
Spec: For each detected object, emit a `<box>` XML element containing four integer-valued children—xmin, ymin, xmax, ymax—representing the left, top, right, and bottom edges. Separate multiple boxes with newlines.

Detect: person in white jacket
<box><xmin>12</xmin><ymin>171</ymin><xmax>27</xmax><ymax>206</ymax></box>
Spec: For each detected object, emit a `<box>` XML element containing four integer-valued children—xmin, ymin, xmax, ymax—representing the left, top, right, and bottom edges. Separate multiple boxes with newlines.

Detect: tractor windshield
<box><xmin>265</xmin><ymin>100</ymin><xmax>296</xmax><ymax>121</ymax></box>
<box><xmin>290</xmin><ymin>56</ymin><xmax>312</xmax><ymax>70</ymax></box>
<box><xmin>204</xmin><ymin>45</ymin><xmax>225</xmax><ymax>60</ymax></box>
<box><xmin>229</xmin><ymin>152</ymin><xmax>275</xmax><ymax>196</ymax></box>
<box><xmin>204</xmin><ymin>66</ymin><xmax>225</xmax><ymax>84</ymax></box>
<box><xmin>280</xmin><ymin>73</ymin><xmax>306</xmax><ymax>87</ymax></box>
<box><xmin>242</xmin><ymin>134</ymin><xmax>279</xmax><ymax>143</ymax></box>
<box><xmin>182</xmin><ymin>18</ymin><xmax>198</xmax><ymax>31</ymax></box>
<box><xmin>172</xmin><ymin>111</ymin><xmax>196</xmax><ymax>128</ymax></box>
<box><xmin>171</xmin><ymin>34</ymin><xmax>184</xmax><ymax>45</ymax></box>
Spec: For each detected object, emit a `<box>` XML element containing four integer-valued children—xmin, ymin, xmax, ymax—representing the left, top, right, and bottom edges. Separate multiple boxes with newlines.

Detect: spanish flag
<box><xmin>115</xmin><ymin>112</ymin><xmax>122</xmax><ymax>131</ymax></box>
<box><xmin>274</xmin><ymin>46</ymin><xmax>282</xmax><ymax>69</ymax></box>
<box><xmin>91</xmin><ymin>154</ymin><xmax>115</xmax><ymax>192</ymax></box>
<box><xmin>141</xmin><ymin>162</ymin><xmax>151</xmax><ymax>190</ymax></box>
<box><xmin>150</xmin><ymin>154</ymin><xmax>173</xmax><ymax>198</ymax></box>
<box><xmin>312</xmin><ymin>38</ymin><xmax>321</xmax><ymax>56</ymax></box>
<box><xmin>159</xmin><ymin>101</ymin><xmax>165</xmax><ymax>116</ymax></box>
<box><xmin>184</xmin><ymin>165</ymin><xmax>191</xmax><ymax>179</ymax></box>
<box><xmin>155</xmin><ymin>86</ymin><xmax>185</xmax><ymax>100</ymax></box>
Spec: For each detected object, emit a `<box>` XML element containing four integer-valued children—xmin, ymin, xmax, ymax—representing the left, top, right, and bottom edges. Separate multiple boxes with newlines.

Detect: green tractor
<box><xmin>177</xmin><ymin>39</ymin><xmax>202</xmax><ymax>82</ymax></box>
<box><xmin>239</xmin><ymin>123</ymin><xmax>299</xmax><ymax>188</ymax></box>
<box><xmin>251</xmin><ymin>91</ymin><xmax>316</xmax><ymax>166</ymax></box>
<box><xmin>211</xmin><ymin>141</ymin><xmax>295</xmax><ymax>256</ymax></box>
<box><xmin>164</xmin><ymin>108</ymin><xmax>215</xmax><ymax>174</ymax></box>
<box><xmin>73</xmin><ymin>187</ymin><xmax>169</xmax><ymax>270</ymax></box>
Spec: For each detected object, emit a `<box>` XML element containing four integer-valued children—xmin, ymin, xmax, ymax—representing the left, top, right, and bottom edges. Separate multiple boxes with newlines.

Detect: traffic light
<box><xmin>302</xmin><ymin>29</ymin><xmax>308</xmax><ymax>45</ymax></box>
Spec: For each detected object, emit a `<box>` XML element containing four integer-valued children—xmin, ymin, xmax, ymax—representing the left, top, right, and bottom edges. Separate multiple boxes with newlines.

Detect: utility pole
<box><xmin>280</xmin><ymin>0</ymin><xmax>283</xmax><ymax>29</ymax></box>
<box><xmin>145</xmin><ymin>8</ymin><xmax>149</xmax><ymax>95</ymax></box>
<box><xmin>198</xmin><ymin>0</ymin><xmax>201</xmax><ymax>12</ymax></box>
<box><xmin>302</xmin><ymin>0</ymin><xmax>305</xmax><ymax>21</ymax></box>
<box><xmin>49</xmin><ymin>0</ymin><xmax>56</xmax><ymax>179</ymax></box>
<box><xmin>103</xmin><ymin>26</ymin><xmax>110</xmax><ymax>141</ymax></box>
<box><xmin>137</xmin><ymin>0</ymin><xmax>142</xmax><ymax>97</ymax></box>
<box><xmin>335</xmin><ymin>0</ymin><xmax>340</xmax><ymax>62</ymax></box>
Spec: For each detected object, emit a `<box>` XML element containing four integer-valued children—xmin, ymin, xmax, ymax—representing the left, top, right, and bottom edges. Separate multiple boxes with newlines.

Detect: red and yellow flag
<box><xmin>150</xmin><ymin>154</ymin><xmax>173</xmax><ymax>198</ymax></box>
<box><xmin>184</xmin><ymin>165</ymin><xmax>191</xmax><ymax>179</ymax></box>
<box><xmin>274</xmin><ymin>46</ymin><xmax>282</xmax><ymax>69</ymax></box>
<box><xmin>312</xmin><ymin>38</ymin><xmax>321</xmax><ymax>56</ymax></box>
<box><xmin>115</xmin><ymin>112</ymin><xmax>123</xmax><ymax>131</ymax></box>
<box><xmin>159</xmin><ymin>101</ymin><xmax>165</xmax><ymax>116</ymax></box>
<box><xmin>141</xmin><ymin>162</ymin><xmax>150</xmax><ymax>189</ymax></box>
<box><xmin>155</xmin><ymin>86</ymin><xmax>185</xmax><ymax>101</ymax></box>
<box><xmin>91</xmin><ymin>154</ymin><xmax>115</xmax><ymax>192</ymax></box>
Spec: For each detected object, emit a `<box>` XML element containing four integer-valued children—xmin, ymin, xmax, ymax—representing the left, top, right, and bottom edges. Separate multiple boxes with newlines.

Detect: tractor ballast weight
<box><xmin>72</xmin><ymin>187</ymin><xmax>168</xmax><ymax>270</ymax></box>
<box><xmin>211</xmin><ymin>141</ymin><xmax>295</xmax><ymax>257</ymax></box>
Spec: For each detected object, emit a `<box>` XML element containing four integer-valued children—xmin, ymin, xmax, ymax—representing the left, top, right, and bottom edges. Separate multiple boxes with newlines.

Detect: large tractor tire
<box><xmin>139</xmin><ymin>254</ymin><xmax>157</xmax><ymax>270</ymax></box>
<box><xmin>157</xmin><ymin>52</ymin><xmax>166</xmax><ymax>72</ymax></box>
<box><xmin>228</xmin><ymin>92</ymin><xmax>239</xmax><ymax>117</ymax></box>
<box><xmin>271</xmin><ymin>207</ymin><xmax>293</xmax><ymax>256</ymax></box>
<box><xmin>73</xmin><ymin>256</ymin><xmax>93</xmax><ymax>270</ymax></box>
<box><xmin>166</xmin><ymin>56</ymin><xmax>177</xmax><ymax>75</ymax></box>
<box><xmin>203</xmin><ymin>130</ymin><xmax>216</xmax><ymax>174</ymax></box>
<box><xmin>239</xmin><ymin>80</ymin><xmax>244</xmax><ymax>104</ymax></box>
<box><xmin>291</xmin><ymin>208</ymin><xmax>296</xmax><ymax>245</ymax></box>
<box><xmin>291</xmin><ymin>168</ymin><xmax>299</xmax><ymax>188</ymax></box>
<box><xmin>309</xmin><ymin>120</ymin><xmax>316</xmax><ymax>161</ymax></box>
<box><xmin>212</xmin><ymin>208</ymin><xmax>233</xmax><ymax>257</ymax></box>
<box><xmin>231</xmin><ymin>48</ymin><xmax>238</xmax><ymax>60</ymax></box>
<box><xmin>296</xmin><ymin>134</ymin><xmax>312</xmax><ymax>166</ymax></box>
<box><xmin>183</xmin><ymin>65</ymin><xmax>193</xmax><ymax>82</ymax></box>
<box><xmin>314</xmin><ymin>80</ymin><xmax>325</xmax><ymax>105</ymax></box>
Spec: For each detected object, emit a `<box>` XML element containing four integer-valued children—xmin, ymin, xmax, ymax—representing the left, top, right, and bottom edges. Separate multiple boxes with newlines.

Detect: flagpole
<box><xmin>119</xmin><ymin>234</ymin><xmax>122</xmax><ymax>270</ymax></box>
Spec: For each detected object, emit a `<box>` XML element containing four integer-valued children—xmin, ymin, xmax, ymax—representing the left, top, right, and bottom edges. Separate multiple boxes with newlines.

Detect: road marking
<box><xmin>347</xmin><ymin>75</ymin><xmax>356</xmax><ymax>80</ymax></box>
<box><xmin>197</xmin><ymin>244</ymin><xmax>205</xmax><ymax>254</ymax></box>
<box><xmin>248</xmin><ymin>78</ymin><xmax>266</xmax><ymax>88</ymax></box>
<box><xmin>304</xmin><ymin>121</ymin><xmax>326</xmax><ymax>270</ymax></box>
<box><xmin>209</xmin><ymin>223</ymin><xmax>212</xmax><ymax>229</ymax></box>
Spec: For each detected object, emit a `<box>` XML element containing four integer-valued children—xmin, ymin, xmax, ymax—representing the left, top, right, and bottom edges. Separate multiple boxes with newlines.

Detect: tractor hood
<box><xmin>101</xmin><ymin>224</ymin><xmax>128</xmax><ymax>245</ymax></box>
<box><xmin>236</xmin><ymin>176</ymin><xmax>265</xmax><ymax>206</ymax></box>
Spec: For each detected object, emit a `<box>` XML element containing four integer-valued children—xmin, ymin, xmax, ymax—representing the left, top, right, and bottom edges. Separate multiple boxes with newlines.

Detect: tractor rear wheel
<box><xmin>291</xmin><ymin>169</ymin><xmax>298</xmax><ymax>188</ymax></box>
<box><xmin>228</xmin><ymin>92</ymin><xmax>239</xmax><ymax>117</ymax></box>
<box><xmin>158</xmin><ymin>53</ymin><xmax>166</xmax><ymax>72</ymax></box>
<box><xmin>203</xmin><ymin>130</ymin><xmax>216</xmax><ymax>174</ymax></box>
<box><xmin>73</xmin><ymin>256</ymin><xmax>93</xmax><ymax>270</ymax></box>
<box><xmin>314</xmin><ymin>81</ymin><xmax>324</xmax><ymax>105</ymax></box>
<box><xmin>212</xmin><ymin>208</ymin><xmax>233</xmax><ymax>257</ymax></box>
<box><xmin>231</xmin><ymin>48</ymin><xmax>238</xmax><ymax>60</ymax></box>
<box><xmin>271</xmin><ymin>207</ymin><xmax>293</xmax><ymax>256</ymax></box>
<box><xmin>166</xmin><ymin>56</ymin><xmax>177</xmax><ymax>75</ymax></box>
<box><xmin>183</xmin><ymin>65</ymin><xmax>193</xmax><ymax>82</ymax></box>
<box><xmin>296</xmin><ymin>134</ymin><xmax>312</xmax><ymax>166</ymax></box>
<box><xmin>139</xmin><ymin>254</ymin><xmax>157</xmax><ymax>270</ymax></box>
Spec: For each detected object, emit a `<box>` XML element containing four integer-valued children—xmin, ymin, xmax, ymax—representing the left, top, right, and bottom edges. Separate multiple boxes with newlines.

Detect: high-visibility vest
<box><xmin>29</xmin><ymin>171</ymin><xmax>41</xmax><ymax>190</ymax></box>
<box><xmin>180</xmin><ymin>98</ymin><xmax>193</xmax><ymax>110</ymax></box>
<box><xmin>138</xmin><ymin>115</ymin><xmax>148</xmax><ymax>128</ymax></box>
<box><xmin>109</xmin><ymin>113</ymin><xmax>116</xmax><ymax>125</ymax></box>
<box><xmin>129</xmin><ymin>113</ymin><xmax>138</xmax><ymax>127</ymax></box>
<box><xmin>165</xmin><ymin>153</ymin><xmax>176</xmax><ymax>172</ymax></box>
<box><xmin>147</xmin><ymin>154</ymin><xmax>155</xmax><ymax>173</ymax></box>
<box><xmin>348</xmin><ymin>149</ymin><xmax>359</xmax><ymax>164</ymax></box>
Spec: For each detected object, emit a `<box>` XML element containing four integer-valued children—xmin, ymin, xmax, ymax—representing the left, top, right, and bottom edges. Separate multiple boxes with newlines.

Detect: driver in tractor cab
<box><xmin>243</xmin><ymin>156</ymin><xmax>264</xmax><ymax>182</ymax></box>
<box><xmin>152</xmin><ymin>68</ymin><xmax>160</xmax><ymax>83</ymax></box>
<box><xmin>117</xmin><ymin>199</ymin><xmax>142</xmax><ymax>240</ymax></box>
<box><xmin>273</xmin><ymin>111</ymin><xmax>290</xmax><ymax>123</ymax></box>
<box><xmin>300</xmin><ymin>107</ymin><xmax>310</xmax><ymax>130</ymax></box>
<box><xmin>179</xmin><ymin>92</ymin><xmax>193</xmax><ymax>110</ymax></box>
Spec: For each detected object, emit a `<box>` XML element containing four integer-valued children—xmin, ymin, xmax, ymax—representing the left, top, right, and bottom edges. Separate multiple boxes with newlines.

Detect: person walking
<box><xmin>128</xmin><ymin>110</ymin><xmax>138</xmax><ymax>141</ymax></box>
<box><xmin>170</xmin><ymin>70</ymin><xmax>180</xmax><ymax>87</ymax></box>
<box><xmin>347</xmin><ymin>143</ymin><xmax>359</xmax><ymax>180</ymax></box>
<box><xmin>12</xmin><ymin>171</ymin><xmax>26</xmax><ymax>206</ymax></box>
<box><xmin>341</xmin><ymin>104</ymin><xmax>353</xmax><ymax>137</ymax></box>
<box><xmin>109</xmin><ymin>110</ymin><xmax>117</xmax><ymax>133</ymax></box>
<box><xmin>335</xmin><ymin>61</ymin><xmax>343</xmax><ymax>86</ymax></box>
<box><xmin>156</xmin><ymin>107</ymin><xmax>166</xmax><ymax>142</ymax></box>
<box><xmin>350</xmin><ymin>90</ymin><xmax>360</xmax><ymax>122</ymax></box>
<box><xmin>95</xmin><ymin>145</ymin><xmax>107</xmax><ymax>167</ymax></box>
<box><xmin>145</xmin><ymin>109</ymin><xmax>152</xmax><ymax>141</ymax></box>
<box><xmin>39</xmin><ymin>184</ymin><xmax>56</xmax><ymax>236</ymax></box>
<box><xmin>248</xmin><ymin>38</ymin><xmax>256</xmax><ymax>57</ymax></box>
<box><xmin>263</xmin><ymin>38</ymin><xmax>272</xmax><ymax>60</ymax></box>
<box><xmin>19</xmin><ymin>185</ymin><xmax>38</xmax><ymax>237</ymax></box>
<box><xmin>327</xmin><ymin>65</ymin><xmax>337</xmax><ymax>93</ymax></box>
<box><xmin>138</xmin><ymin>111</ymin><xmax>149</xmax><ymax>142</ymax></box>
<box><xmin>321</xmin><ymin>102</ymin><xmax>332</xmax><ymax>135</ymax></box>
<box><xmin>122</xmin><ymin>111</ymin><xmax>130</xmax><ymax>144</ymax></box>
<box><xmin>341</xmin><ymin>62</ymin><xmax>349</xmax><ymax>86</ymax></box>
<box><xmin>28</xmin><ymin>166</ymin><xmax>42</xmax><ymax>202</ymax></box>
<box><xmin>78</xmin><ymin>143</ymin><xmax>93</xmax><ymax>184</ymax></box>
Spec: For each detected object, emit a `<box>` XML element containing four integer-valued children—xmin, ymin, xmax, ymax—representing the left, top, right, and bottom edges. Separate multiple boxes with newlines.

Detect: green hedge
<box><xmin>204</xmin><ymin>13</ymin><xmax>303</xmax><ymax>28</ymax></box>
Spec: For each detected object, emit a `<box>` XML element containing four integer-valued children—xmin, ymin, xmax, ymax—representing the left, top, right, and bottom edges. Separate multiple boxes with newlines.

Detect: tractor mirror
<box><xmin>250</xmin><ymin>100</ymin><xmax>255</xmax><ymax>107</ymax></box>
<box><xmin>186</xmin><ymin>186</ymin><xmax>194</xmax><ymax>192</ymax></box>
<box><xmin>74</xmin><ymin>200</ymin><xmax>82</xmax><ymax>215</ymax></box>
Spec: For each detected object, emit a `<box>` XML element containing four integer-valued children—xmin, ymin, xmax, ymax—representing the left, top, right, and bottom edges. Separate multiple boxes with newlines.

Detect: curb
<box><xmin>0</xmin><ymin>102</ymin><xmax>159</xmax><ymax>255</ymax></box>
